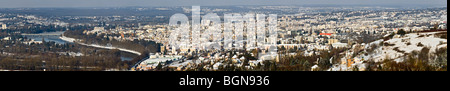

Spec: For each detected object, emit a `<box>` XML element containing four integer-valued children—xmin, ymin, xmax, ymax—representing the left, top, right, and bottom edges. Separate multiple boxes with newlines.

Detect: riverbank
<box><xmin>59</xmin><ymin>35</ymin><xmax>142</xmax><ymax>55</ymax></box>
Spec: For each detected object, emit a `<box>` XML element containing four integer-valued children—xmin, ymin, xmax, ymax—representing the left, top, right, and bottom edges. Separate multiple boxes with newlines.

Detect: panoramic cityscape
<box><xmin>0</xmin><ymin>0</ymin><xmax>447</xmax><ymax>71</ymax></box>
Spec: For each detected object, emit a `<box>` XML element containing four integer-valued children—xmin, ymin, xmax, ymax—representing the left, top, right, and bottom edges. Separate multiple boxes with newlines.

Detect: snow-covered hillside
<box><xmin>329</xmin><ymin>31</ymin><xmax>447</xmax><ymax>71</ymax></box>
<box><xmin>382</xmin><ymin>31</ymin><xmax>447</xmax><ymax>62</ymax></box>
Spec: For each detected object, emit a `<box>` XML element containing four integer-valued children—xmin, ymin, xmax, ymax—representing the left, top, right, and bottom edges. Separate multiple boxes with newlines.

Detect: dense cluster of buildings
<box><xmin>277</xmin><ymin>7</ymin><xmax>447</xmax><ymax>51</ymax></box>
<box><xmin>78</xmin><ymin>7</ymin><xmax>448</xmax><ymax>71</ymax></box>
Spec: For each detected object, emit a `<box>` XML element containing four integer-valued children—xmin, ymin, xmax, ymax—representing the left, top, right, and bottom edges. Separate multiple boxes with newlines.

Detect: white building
<box><xmin>1</xmin><ymin>24</ymin><xmax>6</xmax><ymax>29</ymax></box>
<box><xmin>87</xmin><ymin>27</ymin><xmax>105</xmax><ymax>34</ymax></box>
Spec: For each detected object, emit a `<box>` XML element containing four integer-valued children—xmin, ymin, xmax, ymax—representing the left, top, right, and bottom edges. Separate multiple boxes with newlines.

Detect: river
<box><xmin>22</xmin><ymin>31</ymin><xmax>70</xmax><ymax>44</ymax></box>
<box><xmin>22</xmin><ymin>31</ymin><xmax>138</xmax><ymax>61</ymax></box>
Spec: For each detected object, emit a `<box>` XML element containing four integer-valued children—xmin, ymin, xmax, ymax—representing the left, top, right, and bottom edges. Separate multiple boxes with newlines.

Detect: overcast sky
<box><xmin>0</xmin><ymin>0</ymin><xmax>447</xmax><ymax>8</ymax></box>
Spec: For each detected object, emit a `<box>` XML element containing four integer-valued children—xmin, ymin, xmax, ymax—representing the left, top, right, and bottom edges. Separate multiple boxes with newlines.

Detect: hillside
<box><xmin>330</xmin><ymin>30</ymin><xmax>447</xmax><ymax>71</ymax></box>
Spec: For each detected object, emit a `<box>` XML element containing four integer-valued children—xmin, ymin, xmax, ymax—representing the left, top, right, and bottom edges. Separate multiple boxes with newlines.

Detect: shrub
<box><xmin>417</xmin><ymin>42</ymin><xmax>424</xmax><ymax>47</ymax></box>
<box><xmin>397</xmin><ymin>29</ymin><xmax>406</xmax><ymax>36</ymax></box>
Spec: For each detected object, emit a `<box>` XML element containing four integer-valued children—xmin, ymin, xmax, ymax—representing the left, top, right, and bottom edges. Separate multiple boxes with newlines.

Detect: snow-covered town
<box><xmin>0</xmin><ymin>5</ymin><xmax>447</xmax><ymax>71</ymax></box>
<box><xmin>73</xmin><ymin>6</ymin><xmax>447</xmax><ymax>71</ymax></box>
